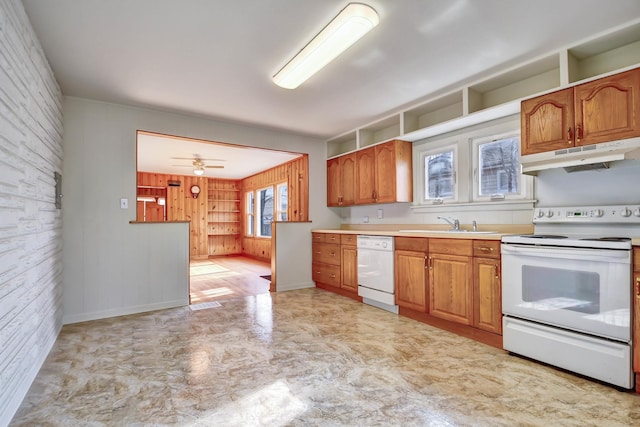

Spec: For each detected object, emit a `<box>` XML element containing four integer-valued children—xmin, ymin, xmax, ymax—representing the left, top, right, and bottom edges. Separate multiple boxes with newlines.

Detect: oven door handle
<box><xmin>501</xmin><ymin>243</ymin><xmax>630</xmax><ymax>263</ymax></box>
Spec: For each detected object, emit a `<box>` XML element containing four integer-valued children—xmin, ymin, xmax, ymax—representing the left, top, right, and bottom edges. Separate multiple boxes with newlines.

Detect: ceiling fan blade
<box><xmin>170</xmin><ymin>156</ymin><xmax>226</xmax><ymax>161</ymax></box>
<box><xmin>172</xmin><ymin>164</ymin><xmax>192</xmax><ymax>167</ymax></box>
<box><xmin>205</xmin><ymin>165</ymin><xmax>224</xmax><ymax>168</ymax></box>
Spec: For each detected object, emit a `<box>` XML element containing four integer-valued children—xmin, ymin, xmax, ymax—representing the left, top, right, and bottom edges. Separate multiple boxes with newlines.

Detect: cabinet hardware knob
<box><xmin>567</xmin><ymin>127</ymin><xmax>573</xmax><ymax>143</ymax></box>
<box><xmin>330</xmin><ymin>274</ymin><xmax>336</xmax><ymax>279</ymax></box>
<box><xmin>479</xmin><ymin>247</ymin><xmax>494</xmax><ymax>252</ymax></box>
<box><xmin>636</xmin><ymin>276</ymin><xmax>640</xmax><ymax>296</ymax></box>
<box><xmin>428</xmin><ymin>256</ymin><xmax>433</xmax><ymax>269</ymax></box>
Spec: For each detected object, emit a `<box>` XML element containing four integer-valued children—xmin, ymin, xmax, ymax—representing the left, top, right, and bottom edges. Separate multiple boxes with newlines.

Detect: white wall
<box><xmin>62</xmin><ymin>97</ymin><xmax>341</xmax><ymax>323</ymax></box>
<box><xmin>0</xmin><ymin>1</ymin><xmax>64</xmax><ymax>425</ymax></box>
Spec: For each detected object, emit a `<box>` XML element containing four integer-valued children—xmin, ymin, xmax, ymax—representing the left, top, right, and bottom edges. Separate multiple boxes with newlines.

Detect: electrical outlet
<box><xmin>120</xmin><ymin>198</ymin><xmax>128</xmax><ymax>209</ymax></box>
<box><xmin>363</xmin><ymin>216</ymin><xmax>369</xmax><ymax>223</ymax></box>
<box><xmin>377</xmin><ymin>209</ymin><xmax>383</xmax><ymax>219</ymax></box>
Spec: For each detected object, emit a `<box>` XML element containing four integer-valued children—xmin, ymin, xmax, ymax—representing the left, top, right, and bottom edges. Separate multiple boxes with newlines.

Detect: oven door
<box><xmin>501</xmin><ymin>243</ymin><xmax>631</xmax><ymax>342</ymax></box>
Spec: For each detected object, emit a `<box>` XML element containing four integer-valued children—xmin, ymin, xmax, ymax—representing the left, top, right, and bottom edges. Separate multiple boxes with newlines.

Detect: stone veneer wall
<box><xmin>0</xmin><ymin>1</ymin><xmax>64</xmax><ymax>424</ymax></box>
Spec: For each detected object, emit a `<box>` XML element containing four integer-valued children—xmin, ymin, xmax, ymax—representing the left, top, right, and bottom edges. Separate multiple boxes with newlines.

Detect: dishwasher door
<box><xmin>357</xmin><ymin>235</ymin><xmax>396</xmax><ymax>313</ymax></box>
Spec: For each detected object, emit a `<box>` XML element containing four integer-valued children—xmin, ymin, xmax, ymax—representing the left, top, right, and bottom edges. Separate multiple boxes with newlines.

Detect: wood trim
<box><xmin>399</xmin><ymin>306</ymin><xmax>502</xmax><ymax>349</ymax></box>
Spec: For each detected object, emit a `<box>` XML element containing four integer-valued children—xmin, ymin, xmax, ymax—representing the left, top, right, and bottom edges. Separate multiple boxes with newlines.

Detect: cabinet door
<box><xmin>327</xmin><ymin>158</ymin><xmax>341</xmax><ymax>207</ymax></box>
<box><xmin>355</xmin><ymin>147</ymin><xmax>376</xmax><ymax>204</ymax></box>
<box><xmin>429</xmin><ymin>254</ymin><xmax>472</xmax><ymax>325</ymax></box>
<box><xmin>473</xmin><ymin>257</ymin><xmax>502</xmax><ymax>334</ymax></box>
<box><xmin>521</xmin><ymin>88</ymin><xmax>574</xmax><ymax>155</ymax></box>
<box><xmin>339</xmin><ymin>153</ymin><xmax>357</xmax><ymax>206</ymax></box>
<box><xmin>341</xmin><ymin>245</ymin><xmax>358</xmax><ymax>292</ymax></box>
<box><xmin>395</xmin><ymin>250</ymin><xmax>428</xmax><ymax>312</ymax></box>
<box><xmin>374</xmin><ymin>141</ymin><xmax>397</xmax><ymax>203</ymax></box>
<box><xmin>575</xmin><ymin>68</ymin><xmax>640</xmax><ymax>147</ymax></box>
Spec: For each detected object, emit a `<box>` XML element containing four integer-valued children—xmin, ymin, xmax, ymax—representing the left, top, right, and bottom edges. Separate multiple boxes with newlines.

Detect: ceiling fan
<box><xmin>171</xmin><ymin>156</ymin><xmax>225</xmax><ymax>175</ymax></box>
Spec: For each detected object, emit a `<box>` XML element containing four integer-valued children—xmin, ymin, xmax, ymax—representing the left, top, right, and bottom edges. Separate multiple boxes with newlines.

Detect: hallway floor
<box><xmin>11</xmin><ymin>289</ymin><xmax>640</xmax><ymax>426</ymax></box>
<box><xmin>189</xmin><ymin>256</ymin><xmax>271</xmax><ymax>304</ymax></box>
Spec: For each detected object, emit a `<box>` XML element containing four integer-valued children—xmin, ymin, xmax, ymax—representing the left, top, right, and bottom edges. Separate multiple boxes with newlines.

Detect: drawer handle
<box><xmin>478</xmin><ymin>247</ymin><xmax>494</xmax><ymax>252</ymax></box>
<box><xmin>314</xmin><ymin>251</ymin><xmax>321</xmax><ymax>254</ymax></box>
<box><xmin>330</xmin><ymin>252</ymin><xmax>336</xmax><ymax>256</ymax></box>
<box><xmin>567</xmin><ymin>127</ymin><xmax>573</xmax><ymax>144</ymax></box>
<box><xmin>329</xmin><ymin>236</ymin><xmax>336</xmax><ymax>241</ymax></box>
<box><xmin>330</xmin><ymin>274</ymin><xmax>336</xmax><ymax>279</ymax></box>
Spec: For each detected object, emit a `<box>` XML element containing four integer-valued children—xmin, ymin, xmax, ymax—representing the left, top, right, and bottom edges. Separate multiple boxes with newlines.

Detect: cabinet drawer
<box><xmin>395</xmin><ymin>236</ymin><xmax>428</xmax><ymax>252</ymax></box>
<box><xmin>429</xmin><ymin>238</ymin><xmax>472</xmax><ymax>256</ymax></box>
<box><xmin>473</xmin><ymin>240</ymin><xmax>501</xmax><ymax>259</ymax></box>
<box><xmin>325</xmin><ymin>233</ymin><xmax>341</xmax><ymax>244</ymax></box>
<box><xmin>312</xmin><ymin>262</ymin><xmax>341</xmax><ymax>287</ymax></box>
<box><xmin>341</xmin><ymin>234</ymin><xmax>358</xmax><ymax>246</ymax></box>
<box><xmin>312</xmin><ymin>242</ymin><xmax>341</xmax><ymax>266</ymax></box>
<box><xmin>312</xmin><ymin>233</ymin><xmax>325</xmax><ymax>243</ymax></box>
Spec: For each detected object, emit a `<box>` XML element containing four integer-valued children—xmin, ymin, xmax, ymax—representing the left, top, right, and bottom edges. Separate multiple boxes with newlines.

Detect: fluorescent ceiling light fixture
<box><xmin>273</xmin><ymin>3</ymin><xmax>379</xmax><ymax>89</ymax></box>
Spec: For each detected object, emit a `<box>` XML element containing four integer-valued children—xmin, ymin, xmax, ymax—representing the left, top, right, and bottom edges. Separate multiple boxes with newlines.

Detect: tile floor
<box><xmin>10</xmin><ymin>289</ymin><xmax>640</xmax><ymax>426</ymax></box>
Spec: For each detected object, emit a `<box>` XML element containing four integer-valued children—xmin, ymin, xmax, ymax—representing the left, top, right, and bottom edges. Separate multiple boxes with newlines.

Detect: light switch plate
<box><xmin>120</xmin><ymin>198</ymin><xmax>128</xmax><ymax>209</ymax></box>
<box><xmin>377</xmin><ymin>209</ymin><xmax>383</xmax><ymax>219</ymax></box>
<box><xmin>363</xmin><ymin>216</ymin><xmax>369</xmax><ymax>223</ymax></box>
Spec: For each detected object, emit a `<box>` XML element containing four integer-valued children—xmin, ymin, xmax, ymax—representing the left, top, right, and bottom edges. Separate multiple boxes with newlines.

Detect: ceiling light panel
<box><xmin>273</xmin><ymin>3</ymin><xmax>379</xmax><ymax>89</ymax></box>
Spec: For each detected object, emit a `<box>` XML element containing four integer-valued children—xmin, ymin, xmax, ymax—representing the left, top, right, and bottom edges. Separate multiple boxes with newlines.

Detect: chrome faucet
<box><xmin>437</xmin><ymin>216</ymin><xmax>460</xmax><ymax>231</ymax></box>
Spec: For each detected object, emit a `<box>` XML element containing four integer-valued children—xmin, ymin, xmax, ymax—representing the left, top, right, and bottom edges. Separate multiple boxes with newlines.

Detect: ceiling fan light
<box><xmin>193</xmin><ymin>168</ymin><xmax>205</xmax><ymax>176</ymax></box>
<box><xmin>273</xmin><ymin>3</ymin><xmax>379</xmax><ymax>89</ymax></box>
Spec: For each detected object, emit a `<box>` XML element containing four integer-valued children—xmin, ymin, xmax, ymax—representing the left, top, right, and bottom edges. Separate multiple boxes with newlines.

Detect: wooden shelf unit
<box><xmin>207</xmin><ymin>179</ymin><xmax>242</xmax><ymax>256</ymax></box>
<box><xmin>327</xmin><ymin>19</ymin><xmax>640</xmax><ymax>158</ymax></box>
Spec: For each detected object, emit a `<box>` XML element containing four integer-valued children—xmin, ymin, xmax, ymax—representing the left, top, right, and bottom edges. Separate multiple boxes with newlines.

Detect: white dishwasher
<box><xmin>357</xmin><ymin>235</ymin><xmax>397</xmax><ymax>314</ymax></box>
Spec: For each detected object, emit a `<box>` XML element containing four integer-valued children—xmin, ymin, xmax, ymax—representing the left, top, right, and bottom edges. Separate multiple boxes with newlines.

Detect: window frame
<box><xmin>416</xmin><ymin>141</ymin><xmax>464</xmax><ymax>206</ymax></box>
<box><xmin>276</xmin><ymin>181</ymin><xmax>288</xmax><ymax>221</ymax></box>
<box><xmin>471</xmin><ymin>131</ymin><xmax>532</xmax><ymax>202</ymax></box>
<box><xmin>245</xmin><ymin>191</ymin><xmax>255</xmax><ymax>237</ymax></box>
<box><xmin>256</xmin><ymin>186</ymin><xmax>274</xmax><ymax>238</ymax></box>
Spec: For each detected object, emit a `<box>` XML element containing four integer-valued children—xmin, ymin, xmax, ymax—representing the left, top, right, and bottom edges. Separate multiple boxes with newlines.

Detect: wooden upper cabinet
<box><xmin>521</xmin><ymin>87</ymin><xmax>574</xmax><ymax>155</ymax></box>
<box><xmin>355</xmin><ymin>140</ymin><xmax>412</xmax><ymax>205</ymax></box>
<box><xmin>574</xmin><ymin>68</ymin><xmax>640</xmax><ymax>147</ymax></box>
<box><xmin>521</xmin><ymin>67</ymin><xmax>640</xmax><ymax>156</ymax></box>
<box><xmin>355</xmin><ymin>146</ymin><xmax>377</xmax><ymax>204</ymax></box>
<box><xmin>339</xmin><ymin>153</ymin><xmax>357</xmax><ymax>206</ymax></box>
<box><xmin>326</xmin><ymin>157</ymin><xmax>341</xmax><ymax>207</ymax></box>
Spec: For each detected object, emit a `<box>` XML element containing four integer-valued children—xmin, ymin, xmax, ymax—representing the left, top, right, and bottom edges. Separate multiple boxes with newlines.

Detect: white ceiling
<box><xmin>22</xmin><ymin>0</ymin><xmax>640</xmax><ymax>141</ymax></box>
<box><xmin>137</xmin><ymin>132</ymin><xmax>301</xmax><ymax>179</ymax></box>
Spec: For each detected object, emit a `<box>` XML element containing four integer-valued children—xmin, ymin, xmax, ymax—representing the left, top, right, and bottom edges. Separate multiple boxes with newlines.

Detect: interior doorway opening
<box><xmin>135</xmin><ymin>131</ymin><xmax>310</xmax><ymax>304</ymax></box>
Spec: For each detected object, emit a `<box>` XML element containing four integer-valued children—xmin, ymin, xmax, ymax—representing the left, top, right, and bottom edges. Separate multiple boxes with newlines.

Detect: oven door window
<box><xmin>501</xmin><ymin>245</ymin><xmax>631</xmax><ymax>342</ymax></box>
<box><xmin>522</xmin><ymin>266</ymin><xmax>599</xmax><ymax>314</ymax></box>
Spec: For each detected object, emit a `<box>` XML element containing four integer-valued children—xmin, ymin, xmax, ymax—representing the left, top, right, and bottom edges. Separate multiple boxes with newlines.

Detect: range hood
<box><xmin>521</xmin><ymin>137</ymin><xmax>640</xmax><ymax>174</ymax></box>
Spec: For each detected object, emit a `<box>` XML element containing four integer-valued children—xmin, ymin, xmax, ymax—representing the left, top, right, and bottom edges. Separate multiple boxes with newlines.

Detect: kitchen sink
<box><xmin>398</xmin><ymin>229</ymin><xmax>497</xmax><ymax>234</ymax></box>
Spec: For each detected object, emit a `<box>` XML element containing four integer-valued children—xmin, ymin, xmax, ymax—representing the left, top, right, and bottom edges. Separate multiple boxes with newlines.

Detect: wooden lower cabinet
<box><xmin>473</xmin><ymin>257</ymin><xmax>502</xmax><ymax>334</ymax></box>
<box><xmin>429</xmin><ymin>253</ymin><xmax>473</xmax><ymax>325</ymax></box>
<box><xmin>395</xmin><ymin>250</ymin><xmax>428</xmax><ymax>312</ymax></box>
<box><xmin>312</xmin><ymin>232</ymin><xmax>360</xmax><ymax>301</ymax></box>
<box><xmin>633</xmin><ymin>248</ymin><xmax>640</xmax><ymax>392</ymax></box>
<box><xmin>341</xmin><ymin>244</ymin><xmax>358</xmax><ymax>292</ymax></box>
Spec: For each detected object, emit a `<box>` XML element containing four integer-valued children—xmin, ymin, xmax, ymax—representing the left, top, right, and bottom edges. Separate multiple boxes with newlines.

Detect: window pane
<box><xmin>478</xmin><ymin>137</ymin><xmax>519</xmax><ymax>196</ymax></box>
<box><xmin>278</xmin><ymin>184</ymin><xmax>288</xmax><ymax>221</ymax></box>
<box><xmin>258</xmin><ymin>187</ymin><xmax>274</xmax><ymax>237</ymax></box>
<box><xmin>246</xmin><ymin>192</ymin><xmax>254</xmax><ymax>236</ymax></box>
<box><xmin>425</xmin><ymin>151</ymin><xmax>454</xmax><ymax>199</ymax></box>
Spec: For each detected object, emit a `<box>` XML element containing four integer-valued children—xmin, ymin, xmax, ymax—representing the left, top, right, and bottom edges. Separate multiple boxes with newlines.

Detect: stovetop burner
<box><xmin>520</xmin><ymin>234</ymin><xmax>568</xmax><ymax>239</ymax></box>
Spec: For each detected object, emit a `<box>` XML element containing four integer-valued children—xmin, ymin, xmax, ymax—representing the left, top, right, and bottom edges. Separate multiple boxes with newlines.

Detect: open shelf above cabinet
<box><xmin>326</xmin><ymin>18</ymin><xmax>640</xmax><ymax>158</ymax></box>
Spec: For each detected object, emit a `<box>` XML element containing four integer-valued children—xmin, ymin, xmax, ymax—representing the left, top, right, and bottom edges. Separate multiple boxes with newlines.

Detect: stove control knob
<box><xmin>536</xmin><ymin>209</ymin><xmax>545</xmax><ymax>218</ymax></box>
<box><xmin>634</xmin><ymin>208</ymin><xmax>640</xmax><ymax>217</ymax></box>
<box><xmin>621</xmin><ymin>207</ymin><xmax>632</xmax><ymax>217</ymax></box>
<box><xmin>546</xmin><ymin>210</ymin><xmax>554</xmax><ymax>218</ymax></box>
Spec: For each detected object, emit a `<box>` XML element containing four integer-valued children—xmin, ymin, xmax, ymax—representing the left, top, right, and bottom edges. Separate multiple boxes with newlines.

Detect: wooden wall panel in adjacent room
<box><xmin>207</xmin><ymin>178</ymin><xmax>242</xmax><ymax>256</ymax></box>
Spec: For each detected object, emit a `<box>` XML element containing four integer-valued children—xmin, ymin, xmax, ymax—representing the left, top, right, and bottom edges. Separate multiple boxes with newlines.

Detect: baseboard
<box><xmin>62</xmin><ymin>299</ymin><xmax>188</xmax><ymax>325</ymax></box>
<box><xmin>275</xmin><ymin>281</ymin><xmax>315</xmax><ymax>292</ymax></box>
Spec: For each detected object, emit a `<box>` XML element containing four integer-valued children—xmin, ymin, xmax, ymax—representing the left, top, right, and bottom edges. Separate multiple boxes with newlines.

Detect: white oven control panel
<box><xmin>533</xmin><ymin>205</ymin><xmax>640</xmax><ymax>223</ymax></box>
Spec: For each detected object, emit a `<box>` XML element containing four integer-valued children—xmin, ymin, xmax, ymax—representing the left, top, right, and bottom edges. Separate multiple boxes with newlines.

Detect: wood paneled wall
<box><xmin>240</xmin><ymin>155</ymin><xmax>309</xmax><ymax>261</ymax></box>
<box><xmin>137</xmin><ymin>172</ymin><xmax>209</xmax><ymax>258</ymax></box>
<box><xmin>137</xmin><ymin>172</ymin><xmax>243</xmax><ymax>259</ymax></box>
